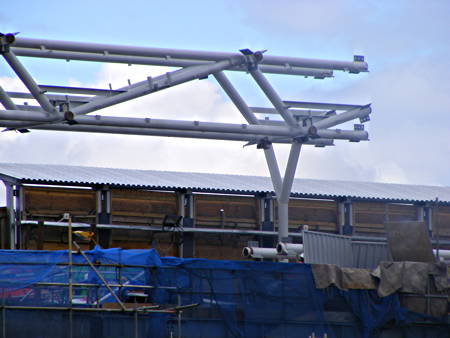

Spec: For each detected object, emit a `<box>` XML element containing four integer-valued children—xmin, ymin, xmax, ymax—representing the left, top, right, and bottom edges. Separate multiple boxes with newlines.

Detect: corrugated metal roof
<box><xmin>0</xmin><ymin>162</ymin><xmax>450</xmax><ymax>204</ymax></box>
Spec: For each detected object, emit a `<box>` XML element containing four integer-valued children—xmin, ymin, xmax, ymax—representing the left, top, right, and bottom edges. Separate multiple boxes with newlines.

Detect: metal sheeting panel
<box><xmin>303</xmin><ymin>230</ymin><xmax>354</xmax><ymax>267</ymax></box>
<box><xmin>352</xmin><ymin>241</ymin><xmax>392</xmax><ymax>269</ymax></box>
<box><xmin>1</xmin><ymin>162</ymin><xmax>450</xmax><ymax>203</ymax></box>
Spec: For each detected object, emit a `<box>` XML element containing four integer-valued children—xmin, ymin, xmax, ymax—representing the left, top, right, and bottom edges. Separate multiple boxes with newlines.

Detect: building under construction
<box><xmin>0</xmin><ymin>33</ymin><xmax>448</xmax><ymax>337</ymax></box>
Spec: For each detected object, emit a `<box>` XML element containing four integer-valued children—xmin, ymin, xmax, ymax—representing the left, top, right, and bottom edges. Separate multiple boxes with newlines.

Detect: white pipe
<box><xmin>277</xmin><ymin>243</ymin><xmax>304</xmax><ymax>255</ymax></box>
<box><xmin>242</xmin><ymin>247</ymin><xmax>298</xmax><ymax>260</ymax></box>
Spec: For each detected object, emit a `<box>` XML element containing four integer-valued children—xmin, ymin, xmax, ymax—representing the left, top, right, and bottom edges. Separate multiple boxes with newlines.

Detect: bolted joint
<box><xmin>239</xmin><ymin>48</ymin><xmax>265</xmax><ymax>71</ymax></box>
<box><xmin>256</xmin><ymin>138</ymin><xmax>272</xmax><ymax>150</ymax></box>
<box><xmin>0</xmin><ymin>33</ymin><xmax>15</xmax><ymax>53</ymax></box>
<box><xmin>307</xmin><ymin>125</ymin><xmax>318</xmax><ymax>137</ymax></box>
<box><xmin>64</xmin><ymin>111</ymin><xmax>78</xmax><ymax>125</ymax></box>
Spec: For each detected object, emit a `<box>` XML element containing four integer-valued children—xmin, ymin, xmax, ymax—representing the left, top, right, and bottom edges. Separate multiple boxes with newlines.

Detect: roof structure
<box><xmin>0</xmin><ymin>163</ymin><xmax>449</xmax><ymax>204</ymax></box>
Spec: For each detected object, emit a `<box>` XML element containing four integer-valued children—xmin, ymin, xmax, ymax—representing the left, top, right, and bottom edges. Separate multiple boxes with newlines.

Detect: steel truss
<box><xmin>0</xmin><ymin>33</ymin><xmax>371</xmax><ymax>245</ymax></box>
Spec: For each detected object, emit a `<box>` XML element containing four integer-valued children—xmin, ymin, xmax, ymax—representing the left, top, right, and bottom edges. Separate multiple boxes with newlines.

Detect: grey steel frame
<box><xmin>0</xmin><ymin>33</ymin><xmax>371</xmax><ymax>245</ymax></box>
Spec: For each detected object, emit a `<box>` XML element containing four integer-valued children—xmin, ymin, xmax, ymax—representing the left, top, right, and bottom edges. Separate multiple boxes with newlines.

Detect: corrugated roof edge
<box><xmin>0</xmin><ymin>162</ymin><xmax>449</xmax><ymax>205</ymax></box>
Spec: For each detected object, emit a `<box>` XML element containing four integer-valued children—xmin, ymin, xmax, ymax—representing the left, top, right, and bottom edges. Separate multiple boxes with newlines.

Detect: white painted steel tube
<box><xmin>315</xmin><ymin>129</ymin><xmax>369</xmax><ymax>141</ymax></box>
<box><xmin>263</xmin><ymin>147</ymin><xmax>283</xmax><ymax>197</ymax></box>
<box><xmin>0</xmin><ymin>121</ymin><xmax>334</xmax><ymax>146</ymax></box>
<box><xmin>250</xmin><ymin>69</ymin><xmax>298</xmax><ymax>127</ymax></box>
<box><xmin>279</xmin><ymin>142</ymin><xmax>302</xmax><ymax>203</ymax></box>
<box><xmin>13</xmin><ymin>37</ymin><xmax>368</xmax><ymax>72</ymax></box>
<box><xmin>0</xmin><ymin>86</ymin><xmax>18</xmax><ymax>110</ymax></box>
<box><xmin>214</xmin><ymin>72</ymin><xmax>259</xmax><ymax>124</ymax></box>
<box><xmin>276</xmin><ymin>243</ymin><xmax>304</xmax><ymax>255</ymax></box>
<box><xmin>72</xmin><ymin>57</ymin><xmax>245</xmax><ymax>116</ymax></box>
<box><xmin>284</xmin><ymin>101</ymin><xmax>363</xmax><ymax>111</ymax></box>
<box><xmin>278</xmin><ymin>202</ymin><xmax>289</xmax><ymax>241</ymax></box>
<box><xmin>12</xmin><ymin>48</ymin><xmax>334</xmax><ymax>78</ymax></box>
<box><xmin>314</xmin><ymin>106</ymin><xmax>371</xmax><ymax>129</ymax></box>
<box><xmin>2</xmin><ymin>51</ymin><xmax>56</xmax><ymax>113</ymax></box>
<box><xmin>0</xmin><ymin>109</ymin><xmax>302</xmax><ymax>137</ymax></box>
<box><xmin>242</xmin><ymin>247</ymin><xmax>298</xmax><ymax>259</ymax></box>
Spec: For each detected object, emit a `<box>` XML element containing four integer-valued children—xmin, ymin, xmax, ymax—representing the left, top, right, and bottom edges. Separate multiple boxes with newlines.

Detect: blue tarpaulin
<box><xmin>0</xmin><ymin>247</ymin><xmax>447</xmax><ymax>338</ymax></box>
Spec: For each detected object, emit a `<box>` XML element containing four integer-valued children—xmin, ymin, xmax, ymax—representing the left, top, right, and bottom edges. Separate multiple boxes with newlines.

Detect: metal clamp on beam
<box><xmin>239</xmin><ymin>48</ymin><xmax>265</xmax><ymax>71</ymax></box>
<box><xmin>256</xmin><ymin>138</ymin><xmax>272</xmax><ymax>149</ymax></box>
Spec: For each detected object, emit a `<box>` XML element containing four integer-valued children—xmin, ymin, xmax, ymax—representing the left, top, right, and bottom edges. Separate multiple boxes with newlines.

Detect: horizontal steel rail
<box><xmin>12</xmin><ymin>47</ymin><xmax>334</xmax><ymax>78</ymax></box>
<box><xmin>12</xmin><ymin>37</ymin><xmax>368</xmax><ymax>73</ymax></box>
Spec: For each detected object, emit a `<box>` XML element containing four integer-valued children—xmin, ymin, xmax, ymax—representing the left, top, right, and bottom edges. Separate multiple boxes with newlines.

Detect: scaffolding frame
<box><xmin>0</xmin><ymin>33</ymin><xmax>371</xmax><ymax>245</ymax></box>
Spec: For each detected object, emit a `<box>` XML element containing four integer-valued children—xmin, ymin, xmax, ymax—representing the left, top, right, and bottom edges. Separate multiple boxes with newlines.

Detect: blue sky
<box><xmin>1</xmin><ymin>0</ymin><xmax>450</xmax><ymax>202</ymax></box>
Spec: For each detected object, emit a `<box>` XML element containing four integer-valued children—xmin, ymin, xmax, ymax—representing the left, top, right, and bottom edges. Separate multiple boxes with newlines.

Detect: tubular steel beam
<box><xmin>250</xmin><ymin>68</ymin><xmax>299</xmax><ymax>127</ymax></box>
<box><xmin>12</xmin><ymin>47</ymin><xmax>334</xmax><ymax>78</ymax></box>
<box><xmin>71</xmin><ymin>58</ymin><xmax>246</xmax><ymax>116</ymax></box>
<box><xmin>2</xmin><ymin>50</ymin><xmax>56</xmax><ymax>113</ymax></box>
<box><xmin>284</xmin><ymin>100</ymin><xmax>364</xmax><ymax>111</ymax></box>
<box><xmin>0</xmin><ymin>86</ymin><xmax>18</xmax><ymax>110</ymax></box>
<box><xmin>12</xmin><ymin>37</ymin><xmax>368</xmax><ymax>72</ymax></box>
<box><xmin>313</xmin><ymin>105</ymin><xmax>371</xmax><ymax>129</ymax></box>
<box><xmin>0</xmin><ymin>121</ymin><xmax>334</xmax><ymax>146</ymax></box>
<box><xmin>6</xmin><ymin>91</ymin><xmax>91</xmax><ymax>104</ymax></box>
<box><xmin>39</xmin><ymin>85</ymin><xmax>125</xmax><ymax>96</ymax></box>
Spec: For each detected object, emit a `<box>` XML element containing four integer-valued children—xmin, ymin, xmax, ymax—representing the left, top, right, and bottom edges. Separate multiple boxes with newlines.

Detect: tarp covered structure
<box><xmin>0</xmin><ymin>247</ymin><xmax>448</xmax><ymax>337</ymax></box>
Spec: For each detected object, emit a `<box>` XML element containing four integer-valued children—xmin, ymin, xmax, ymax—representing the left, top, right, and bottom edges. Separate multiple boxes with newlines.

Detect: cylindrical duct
<box><xmin>276</xmin><ymin>242</ymin><xmax>304</xmax><ymax>255</ymax></box>
<box><xmin>242</xmin><ymin>247</ymin><xmax>298</xmax><ymax>260</ymax></box>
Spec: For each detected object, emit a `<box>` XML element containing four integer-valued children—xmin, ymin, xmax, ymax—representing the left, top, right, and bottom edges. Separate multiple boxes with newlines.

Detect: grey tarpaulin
<box><xmin>311</xmin><ymin>264</ymin><xmax>376</xmax><ymax>290</ymax></box>
<box><xmin>371</xmin><ymin>261</ymin><xmax>448</xmax><ymax>296</ymax></box>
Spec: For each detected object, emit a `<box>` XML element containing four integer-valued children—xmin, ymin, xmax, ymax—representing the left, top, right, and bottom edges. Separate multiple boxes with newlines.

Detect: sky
<box><xmin>1</xmin><ymin>0</ymin><xmax>450</xmax><ymax>205</ymax></box>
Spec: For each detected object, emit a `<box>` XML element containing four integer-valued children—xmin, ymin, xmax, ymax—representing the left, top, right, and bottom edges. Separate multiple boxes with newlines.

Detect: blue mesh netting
<box><xmin>0</xmin><ymin>247</ymin><xmax>447</xmax><ymax>338</ymax></box>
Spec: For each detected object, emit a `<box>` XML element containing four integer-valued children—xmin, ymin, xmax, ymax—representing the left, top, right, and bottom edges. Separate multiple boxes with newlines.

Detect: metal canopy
<box><xmin>0</xmin><ymin>32</ymin><xmax>372</xmax><ymax>243</ymax></box>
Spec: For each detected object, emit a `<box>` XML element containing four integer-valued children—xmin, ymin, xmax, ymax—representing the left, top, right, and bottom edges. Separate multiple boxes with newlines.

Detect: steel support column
<box><xmin>96</xmin><ymin>187</ymin><xmax>112</xmax><ymax>248</ymax></box>
<box><xmin>5</xmin><ymin>183</ymin><xmax>16</xmax><ymax>249</ymax></box>
<box><xmin>258</xmin><ymin>194</ymin><xmax>275</xmax><ymax>248</ymax></box>
<box><xmin>181</xmin><ymin>192</ymin><xmax>195</xmax><ymax>258</ymax></box>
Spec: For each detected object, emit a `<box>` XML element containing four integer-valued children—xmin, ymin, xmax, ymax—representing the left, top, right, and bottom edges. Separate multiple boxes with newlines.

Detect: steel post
<box><xmin>279</xmin><ymin>142</ymin><xmax>302</xmax><ymax>203</ymax></box>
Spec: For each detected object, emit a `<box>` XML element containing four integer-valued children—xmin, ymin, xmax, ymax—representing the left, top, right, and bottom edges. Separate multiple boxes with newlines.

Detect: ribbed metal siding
<box><xmin>351</xmin><ymin>241</ymin><xmax>392</xmax><ymax>269</ymax></box>
<box><xmin>303</xmin><ymin>230</ymin><xmax>354</xmax><ymax>267</ymax></box>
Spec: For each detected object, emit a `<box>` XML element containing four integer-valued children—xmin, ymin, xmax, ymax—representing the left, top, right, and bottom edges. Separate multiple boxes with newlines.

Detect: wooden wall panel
<box><xmin>195</xmin><ymin>194</ymin><xmax>258</xmax><ymax>229</ymax></box>
<box><xmin>436</xmin><ymin>206</ymin><xmax>450</xmax><ymax>236</ymax></box>
<box><xmin>353</xmin><ymin>202</ymin><xmax>418</xmax><ymax>235</ymax></box>
<box><xmin>194</xmin><ymin>234</ymin><xmax>252</xmax><ymax>260</ymax></box>
<box><xmin>284</xmin><ymin>199</ymin><xmax>337</xmax><ymax>232</ymax></box>
<box><xmin>23</xmin><ymin>187</ymin><xmax>96</xmax><ymax>221</ymax></box>
<box><xmin>111</xmin><ymin>190</ymin><xmax>177</xmax><ymax>225</ymax></box>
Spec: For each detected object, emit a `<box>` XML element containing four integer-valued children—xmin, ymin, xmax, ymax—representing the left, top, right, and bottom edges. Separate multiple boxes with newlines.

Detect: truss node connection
<box><xmin>0</xmin><ymin>33</ymin><xmax>372</xmax><ymax>245</ymax></box>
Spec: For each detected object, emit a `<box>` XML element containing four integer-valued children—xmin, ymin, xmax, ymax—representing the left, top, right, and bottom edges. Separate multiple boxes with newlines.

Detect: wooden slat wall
<box><xmin>353</xmin><ymin>202</ymin><xmax>418</xmax><ymax>235</ymax></box>
<box><xmin>111</xmin><ymin>189</ymin><xmax>177</xmax><ymax>226</ymax></box>
<box><xmin>195</xmin><ymin>234</ymin><xmax>253</xmax><ymax>260</ymax></box>
<box><xmin>436</xmin><ymin>206</ymin><xmax>450</xmax><ymax>236</ymax></box>
<box><xmin>23</xmin><ymin>187</ymin><xmax>96</xmax><ymax>221</ymax></box>
<box><xmin>285</xmin><ymin>199</ymin><xmax>337</xmax><ymax>232</ymax></box>
<box><xmin>194</xmin><ymin>194</ymin><xmax>259</xmax><ymax>229</ymax></box>
<box><xmin>17</xmin><ymin>185</ymin><xmax>450</xmax><ymax>255</ymax></box>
